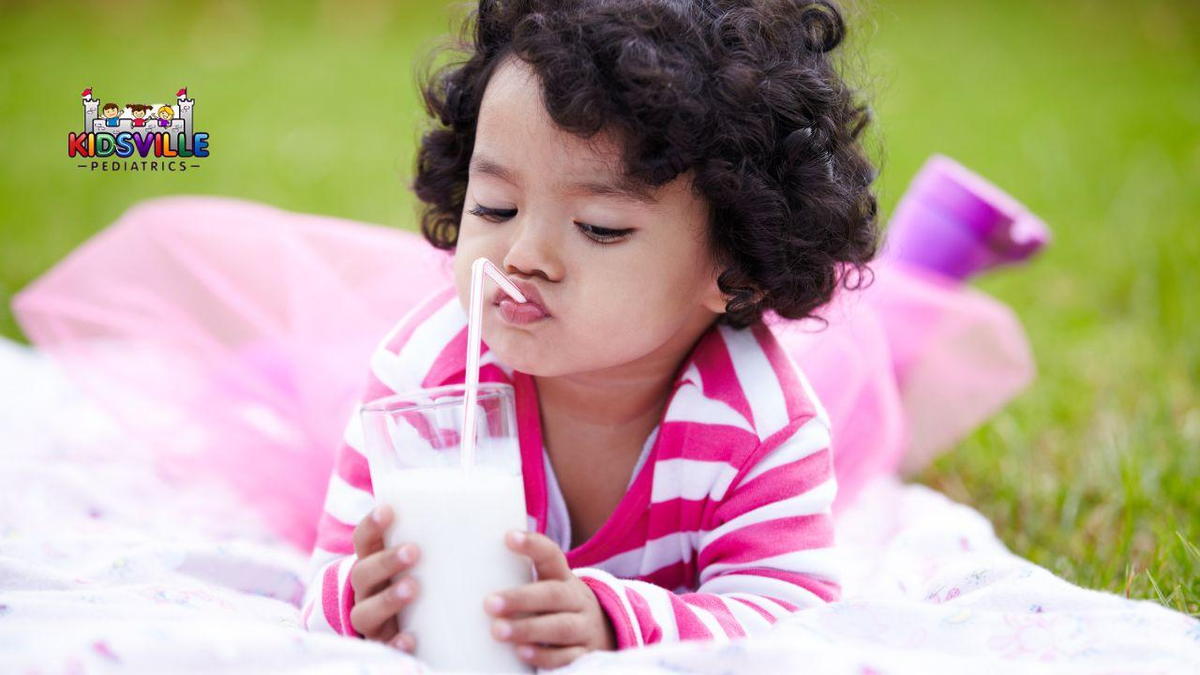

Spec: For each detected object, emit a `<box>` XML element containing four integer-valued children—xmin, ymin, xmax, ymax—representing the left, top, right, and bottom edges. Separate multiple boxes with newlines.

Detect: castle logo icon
<box><xmin>69</xmin><ymin>87</ymin><xmax>210</xmax><ymax>172</ymax></box>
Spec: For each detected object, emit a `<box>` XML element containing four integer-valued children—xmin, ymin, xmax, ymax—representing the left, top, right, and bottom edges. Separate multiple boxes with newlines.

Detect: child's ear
<box><xmin>700</xmin><ymin>267</ymin><xmax>730</xmax><ymax>315</ymax></box>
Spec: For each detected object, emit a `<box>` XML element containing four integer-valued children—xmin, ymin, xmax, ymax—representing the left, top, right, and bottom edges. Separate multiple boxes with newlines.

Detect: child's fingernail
<box><xmin>396</xmin><ymin>546</ymin><xmax>413</xmax><ymax>564</ymax></box>
<box><xmin>493</xmin><ymin>620</ymin><xmax>512</xmax><ymax>639</ymax></box>
<box><xmin>372</xmin><ymin>506</ymin><xmax>385</xmax><ymax>525</ymax></box>
<box><xmin>485</xmin><ymin>594</ymin><xmax>504</xmax><ymax>613</ymax></box>
<box><xmin>509</xmin><ymin>530</ymin><xmax>526</xmax><ymax>546</ymax></box>
<box><xmin>518</xmin><ymin>645</ymin><xmax>534</xmax><ymax>659</ymax></box>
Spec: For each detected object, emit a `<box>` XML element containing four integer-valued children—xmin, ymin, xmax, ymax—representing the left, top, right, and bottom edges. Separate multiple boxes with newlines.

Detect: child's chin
<box><xmin>487</xmin><ymin>338</ymin><xmax>553</xmax><ymax>377</ymax></box>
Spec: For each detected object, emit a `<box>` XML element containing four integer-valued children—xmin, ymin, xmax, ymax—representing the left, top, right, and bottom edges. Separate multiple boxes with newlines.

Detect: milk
<box><xmin>373</xmin><ymin>464</ymin><xmax>534</xmax><ymax>673</ymax></box>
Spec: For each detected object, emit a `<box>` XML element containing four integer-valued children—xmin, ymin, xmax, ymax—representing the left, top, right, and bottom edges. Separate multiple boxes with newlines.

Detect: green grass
<box><xmin>853</xmin><ymin>0</ymin><xmax>1200</xmax><ymax>615</ymax></box>
<box><xmin>1</xmin><ymin>0</ymin><xmax>1197</xmax><ymax>615</ymax></box>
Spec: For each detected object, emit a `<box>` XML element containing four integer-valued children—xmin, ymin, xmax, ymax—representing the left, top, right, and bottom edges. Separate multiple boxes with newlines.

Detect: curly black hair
<box><xmin>412</xmin><ymin>0</ymin><xmax>880</xmax><ymax>329</ymax></box>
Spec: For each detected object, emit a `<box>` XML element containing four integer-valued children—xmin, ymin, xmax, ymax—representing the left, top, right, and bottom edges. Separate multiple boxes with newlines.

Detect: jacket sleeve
<box><xmin>299</xmin><ymin>340</ymin><xmax>415</xmax><ymax>636</ymax></box>
<box><xmin>298</xmin><ymin>403</ymin><xmax>377</xmax><ymax>637</ymax></box>
<box><xmin>298</xmin><ymin>286</ymin><xmax>458</xmax><ymax>636</ymax></box>
<box><xmin>573</xmin><ymin>414</ymin><xmax>840</xmax><ymax>649</ymax></box>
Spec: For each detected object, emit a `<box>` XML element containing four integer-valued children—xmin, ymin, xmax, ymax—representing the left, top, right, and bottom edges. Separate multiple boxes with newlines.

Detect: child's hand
<box><xmin>483</xmin><ymin>530</ymin><xmax>617</xmax><ymax>669</ymax></box>
<box><xmin>348</xmin><ymin>504</ymin><xmax>421</xmax><ymax>653</ymax></box>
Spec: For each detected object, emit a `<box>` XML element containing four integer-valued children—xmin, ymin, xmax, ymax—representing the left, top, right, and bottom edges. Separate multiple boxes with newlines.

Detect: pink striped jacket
<box><xmin>301</xmin><ymin>282</ymin><xmax>841</xmax><ymax>648</ymax></box>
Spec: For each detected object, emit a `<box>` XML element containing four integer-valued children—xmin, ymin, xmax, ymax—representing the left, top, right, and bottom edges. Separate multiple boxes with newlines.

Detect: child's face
<box><xmin>103</xmin><ymin>107</ymin><xmax>119</xmax><ymax>118</ymax></box>
<box><xmin>133</xmin><ymin>109</ymin><xmax>146</xmax><ymax>118</ymax></box>
<box><xmin>453</xmin><ymin>56</ymin><xmax>728</xmax><ymax>379</ymax></box>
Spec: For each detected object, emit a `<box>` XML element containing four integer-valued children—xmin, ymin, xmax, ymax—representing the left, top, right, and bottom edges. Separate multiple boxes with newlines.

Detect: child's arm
<box><xmin>573</xmin><ymin>414</ymin><xmax>839</xmax><ymax>649</ymax></box>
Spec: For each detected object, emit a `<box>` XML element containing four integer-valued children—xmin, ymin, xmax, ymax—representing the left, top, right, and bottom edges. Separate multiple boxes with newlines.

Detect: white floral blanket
<box><xmin>1</xmin><ymin>337</ymin><xmax>1196</xmax><ymax>674</ymax></box>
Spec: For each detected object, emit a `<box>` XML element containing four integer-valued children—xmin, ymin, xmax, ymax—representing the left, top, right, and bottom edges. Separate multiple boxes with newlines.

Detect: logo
<box><xmin>69</xmin><ymin>87</ymin><xmax>210</xmax><ymax>172</ymax></box>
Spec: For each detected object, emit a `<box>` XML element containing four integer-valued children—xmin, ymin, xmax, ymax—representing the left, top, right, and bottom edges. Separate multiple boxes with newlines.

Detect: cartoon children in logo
<box><xmin>127</xmin><ymin>104</ymin><xmax>153</xmax><ymax>128</ymax></box>
<box><xmin>156</xmin><ymin>106</ymin><xmax>174</xmax><ymax>128</ymax></box>
<box><xmin>101</xmin><ymin>102</ymin><xmax>122</xmax><ymax>127</ymax></box>
<box><xmin>93</xmin><ymin>102</ymin><xmax>176</xmax><ymax>130</ymax></box>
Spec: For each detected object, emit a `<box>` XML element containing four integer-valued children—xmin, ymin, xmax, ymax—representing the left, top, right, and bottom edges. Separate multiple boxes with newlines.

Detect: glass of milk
<box><xmin>359</xmin><ymin>382</ymin><xmax>533</xmax><ymax>673</ymax></box>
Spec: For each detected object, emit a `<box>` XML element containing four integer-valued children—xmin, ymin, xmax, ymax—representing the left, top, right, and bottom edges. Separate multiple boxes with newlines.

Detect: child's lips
<box><xmin>496</xmin><ymin>298</ymin><xmax>550</xmax><ymax>325</ymax></box>
<box><xmin>492</xmin><ymin>279</ymin><xmax>551</xmax><ymax>317</ymax></box>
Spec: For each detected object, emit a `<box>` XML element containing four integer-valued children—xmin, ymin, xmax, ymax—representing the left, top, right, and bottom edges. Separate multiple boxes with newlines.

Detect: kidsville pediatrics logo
<box><xmin>69</xmin><ymin>87</ymin><xmax>210</xmax><ymax>172</ymax></box>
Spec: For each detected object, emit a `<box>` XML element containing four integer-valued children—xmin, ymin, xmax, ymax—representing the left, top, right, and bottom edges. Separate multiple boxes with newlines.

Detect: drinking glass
<box><xmin>360</xmin><ymin>382</ymin><xmax>532</xmax><ymax>673</ymax></box>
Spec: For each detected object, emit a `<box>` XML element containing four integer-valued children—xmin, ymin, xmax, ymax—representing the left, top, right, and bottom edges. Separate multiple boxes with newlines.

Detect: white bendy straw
<box><xmin>462</xmin><ymin>257</ymin><xmax>527</xmax><ymax>473</ymax></box>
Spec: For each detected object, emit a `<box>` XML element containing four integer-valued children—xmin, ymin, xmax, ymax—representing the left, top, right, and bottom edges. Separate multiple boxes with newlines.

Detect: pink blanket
<box><xmin>11</xmin><ymin>196</ymin><xmax>1035</xmax><ymax>551</ymax></box>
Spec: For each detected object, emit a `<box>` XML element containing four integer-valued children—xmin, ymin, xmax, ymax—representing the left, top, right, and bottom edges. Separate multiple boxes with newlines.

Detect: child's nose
<box><xmin>501</xmin><ymin>220</ymin><xmax>563</xmax><ymax>282</ymax></box>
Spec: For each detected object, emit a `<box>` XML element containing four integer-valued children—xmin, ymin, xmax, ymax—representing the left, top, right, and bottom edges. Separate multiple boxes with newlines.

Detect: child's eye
<box><xmin>467</xmin><ymin>204</ymin><xmax>516</xmax><ymax>222</ymax></box>
<box><xmin>576</xmin><ymin>222</ymin><xmax>632</xmax><ymax>243</ymax></box>
<box><xmin>466</xmin><ymin>204</ymin><xmax>633</xmax><ymax>244</ymax></box>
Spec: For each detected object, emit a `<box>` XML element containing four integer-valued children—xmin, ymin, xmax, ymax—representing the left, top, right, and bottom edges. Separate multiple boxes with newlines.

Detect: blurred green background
<box><xmin>1</xmin><ymin>0</ymin><xmax>1197</xmax><ymax>613</ymax></box>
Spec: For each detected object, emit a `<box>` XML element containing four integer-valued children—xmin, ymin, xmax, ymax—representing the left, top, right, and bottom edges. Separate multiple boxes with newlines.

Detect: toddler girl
<box><xmin>302</xmin><ymin>0</ymin><xmax>877</xmax><ymax>668</ymax></box>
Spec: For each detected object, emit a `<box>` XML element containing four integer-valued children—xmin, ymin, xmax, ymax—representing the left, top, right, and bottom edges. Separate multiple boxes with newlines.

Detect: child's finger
<box><xmin>390</xmin><ymin>631</ymin><xmax>417</xmax><ymax>654</ymax></box>
<box><xmin>505</xmin><ymin>530</ymin><xmax>571</xmax><ymax>581</ymax></box>
<box><xmin>492</xmin><ymin>611</ymin><xmax>584</xmax><ymax>646</ymax></box>
<box><xmin>349</xmin><ymin>577</ymin><xmax>419</xmax><ymax>640</ymax></box>
<box><xmin>514</xmin><ymin>643</ymin><xmax>587</xmax><ymax>669</ymax></box>
<box><xmin>377</xmin><ymin>614</ymin><xmax>400</xmax><ymax>645</ymax></box>
<box><xmin>352</xmin><ymin>505</ymin><xmax>395</xmax><ymax>558</ymax></box>
<box><xmin>350</xmin><ymin>544</ymin><xmax>420</xmax><ymax>601</ymax></box>
<box><xmin>483</xmin><ymin>580</ymin><xmax>579</xmax><ymax>617</ymax></box>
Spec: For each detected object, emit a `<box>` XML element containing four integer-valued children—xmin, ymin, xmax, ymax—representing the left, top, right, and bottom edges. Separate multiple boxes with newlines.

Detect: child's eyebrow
<box><xmin>469</xmin><ymin>154</ymin><xmax>657</xmax><ymax>206</ymax></box>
